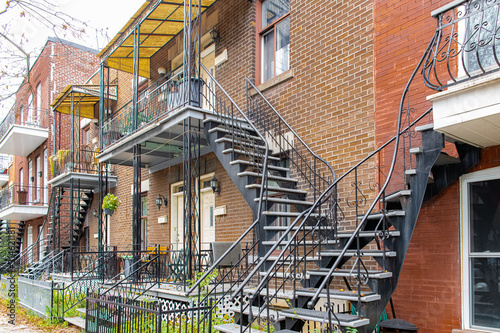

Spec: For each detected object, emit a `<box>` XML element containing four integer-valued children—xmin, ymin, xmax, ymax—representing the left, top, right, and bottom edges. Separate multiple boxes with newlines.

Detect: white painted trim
<box><xmin>460</xmin><ymin>166</ymin><xmax>500</xmax><ymax>332</ymax></box>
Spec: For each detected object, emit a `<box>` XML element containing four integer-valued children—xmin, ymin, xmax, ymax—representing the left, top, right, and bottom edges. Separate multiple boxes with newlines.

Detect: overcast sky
<box><xmin>0</xmin><ymin>0</ymin><xmax>144</xmax><ymax>115</ymax></box>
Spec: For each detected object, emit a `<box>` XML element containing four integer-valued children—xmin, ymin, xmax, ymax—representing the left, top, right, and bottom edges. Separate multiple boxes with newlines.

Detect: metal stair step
<box><xmin>215</xmin><ymin>137</ymin><xmax>266</xmax><ymax>150</ymax></box>
<box><xmin>318</xmin><ymin>249</ymin><xmax>397</xmax><ymax>257</ymax></box>
<box><xmin>358</xmin><ymin>210</ymin><xmax>405</xmax><ymax>220</ymax></box>
<box><xmin>232</xmin><ymin>160</ymin><xmax>290</xmax><ymax>172</ymax></box>
<box><xmin>264</xmin><ymin>225</ymin><xmax>334</xmax><ymax>231</ymax></box>
<box><xmin>262</xmin><ymin>239</ymin><xmax>338</xmax><ymax>246</ymax></box>
<box><xmin>280</xmin><ymin>308</ymin><xmax>369</xmax><ymax>327</ymax></box>
<box><xmin>415</xmin><ymin>123</ymin><xmax>433</xmax><ymax>132</ymax></box>
<box><xmin>308</xmin><ymin>268</ymin><xmax>392</xmax><ymax>279</ymax></box>
<box><xmin>243</xmin><ymin>287</ymin><xmax>294</xmax><ymax>299</ymax></box>
<box><xmin>215</xmin><ymin>324</ymin><xmax>266</xmax><ymax>333</ymax></box>
<box><xmin>223</xmin><ymin>148</ymin><xmax>280</xmax><ymax>161</ymax></box>
<box><xmin>208</xmin><ymin>126</ymin><xmax>262</xmax><ymax>141</ymax></box>
<box><xmin>229</xmin><ymin>305</ymin><xmax>286</xmax><ymax>321</ymax></box>
<box><xmin>296</xmin><ymin>288</ymin><xmax>381</xmax><ymax>302</ymax></box>
<box><xmin>246</xmin><ymin>184</ymin><xmax>306</xmax><ymax>195</ymax></box>
<box><xmin>409</xmin><ymin>147</ymin><xmax>423</xmax><ymax>154</ymax></box>
<box><xmin>238</xmin><ymin>171</ymin><xmax>297</xmax><ymax>183</ymax></box>
<box><xmin>382</xmin><ymin>190</ymin><xmax>411</xmax><ymax>203</ymax></box>
<box><xmin>263</xmin><ymin>211</ymin><xmax>319</xmax><ymax>218</ymax></box>
<box><xmin>255</xmin><ymin>197</ymin><xmax>314</xmax><ymax>206</ymax></box>
<box><xmin>336</xmin><ymin>230</ymin><xmax>401</xmax><ymax>238</ymax></box>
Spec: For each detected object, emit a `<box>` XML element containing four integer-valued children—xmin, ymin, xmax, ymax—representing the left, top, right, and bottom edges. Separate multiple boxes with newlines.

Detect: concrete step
<box><xmin>280</xmin><ymin>308</ymin><xmax>369</xmax><ymax>327</ymax></box>
<box><xmin>238</xmin><ymin>171</ymin><xmax>298</xmax><ymax>183</ymax></box>
<box><xmin>64</xmin><ymin>316</ymin><xmax>85</xmax><ymax>329</ymax></box>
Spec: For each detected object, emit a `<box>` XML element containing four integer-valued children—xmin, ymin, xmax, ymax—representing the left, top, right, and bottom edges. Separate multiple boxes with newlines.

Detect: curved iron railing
<box><xmin>424</xmin><ymin>0</ymin><xmax>500</xmax><ymax>90</ymax></box>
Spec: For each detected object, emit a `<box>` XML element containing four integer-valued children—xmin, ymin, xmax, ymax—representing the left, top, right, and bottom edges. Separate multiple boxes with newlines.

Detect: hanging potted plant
<box><xmin>102</xmin><ymin>193</ymin><xmax>121</xmax><ymax>215</ymax></box>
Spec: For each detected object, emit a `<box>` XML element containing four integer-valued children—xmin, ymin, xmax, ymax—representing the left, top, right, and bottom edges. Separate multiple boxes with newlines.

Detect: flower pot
<box><xmin>104</xmin><ymin>208</ymin><xmax>114</xmax><ymax>215</ymax></box>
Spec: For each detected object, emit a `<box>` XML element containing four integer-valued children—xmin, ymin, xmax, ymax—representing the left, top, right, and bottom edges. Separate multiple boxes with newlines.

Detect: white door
<box><xmin>36</xmin><ymin>156</ymin><xmax>41</xmax><ymax>202</ymax></box>
<box><xmin>43</xmin><ymin>149</ymin><xmax>48</xmax><ymax>203</ymax></box>
<box><xmin>38</xmin><ymin>225</ymin><xmax>44</xmax><ymax>260</ymax></box>
<box><xmin>201</xmin><ymin>46</ymin><xmax>215</xmax><ymax>111</ymax></box>
<box><xmin>172</xmin><ymin>194</ymin><xmax>184</xmax><ymax>250</ymax></box>
<box><xmin>201</xmin><ymin>189</ymin><xmax>215</xmax><ymax>250</ymax></box>
<box><xmin>27</xmin><ymin>226</ymin><xmax>33</xmax><ymax>263</ymax></box>
<box><xmin>28</xmin><ymin>160</ymin><xmax>33</xmax><ymax>203</ymax></box>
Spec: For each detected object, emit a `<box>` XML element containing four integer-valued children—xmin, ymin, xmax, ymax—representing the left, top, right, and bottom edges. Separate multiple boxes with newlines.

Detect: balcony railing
<box><xmin>0</xmin><ymin>106</ymin><xmax>49</xmax><ymax>140</ymax></box>
<box><xmin>102</xmin><ymin>72</ymin><xmax>204</xmax><ymax>147</ymax></box>
<box><xmin>0</xmin><ymin>155</ymin><xmax>10</xmax><ymax>173</ymax></box>
<box><xmin>51</xmin><ymin>145</ymin><xmax>100</xmax><ymax>178</ymax></box>
<box><xmin>0</xmin><ymin>184</ymin><xmax>48</xmax><ymax>210</ymax></box>
<box><xmin>424</xmin><ymin>0</ymin><xmax>500</xmax><ymax>90</ymax></box>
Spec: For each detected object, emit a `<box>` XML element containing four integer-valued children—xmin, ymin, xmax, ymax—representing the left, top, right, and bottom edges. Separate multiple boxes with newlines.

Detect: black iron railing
<box><xmin>0</xmin><ymin>184</ymin><xmax>48</xmax><ymax>209</ymax></box>
<box><xmin>0</xmin><ymin>106</ymin><xmax>49</xmax><ymax>140</ymax></box>
<box><xmin>424</xmin><ymin>0</ymin><xmax>500</xmax><ymax>90</ymax></box>
<box><xmin>50</xmin><ymin>145</ymin><xmax>100</xmax><ymax>178</ymax></box>
<box><xmin>85</xmin><ymin>293</ymin><xmax>213</xmax><ymax>333</ymax></box>
<box><xmin>101</xmin><ymin>72</ymin><xmax>205</xmax><ymax>147</ymax></box>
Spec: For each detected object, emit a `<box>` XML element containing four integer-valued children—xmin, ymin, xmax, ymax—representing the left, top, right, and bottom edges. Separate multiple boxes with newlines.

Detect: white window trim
<box><xmin>460</xmin><ymin>166</ymin><xmax>500</xmax><ymax>332</ymax></box>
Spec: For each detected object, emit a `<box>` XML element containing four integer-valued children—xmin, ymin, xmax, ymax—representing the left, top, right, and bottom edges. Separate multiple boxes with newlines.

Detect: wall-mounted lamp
<box><xmin>93</xmin><ymin>209</ymin><xmax>98</xmax><ymax>217</ymax></box>
<box><xmin>30</xmin><ymin>176</ymin><xmax>34</xmax><ymax>182</ymax></box>
<box><xmin>210</xmin><ymin>28</ymin><xmax>220</xmax><ymax>45</ymax></box>
<box><xmin>38</xmin><ymin>171</ymin><xmax>42</xmax><ymax>177</ymax></box>
<box><xmin>158</xmin><ymin>66</ymin><xmax>167</xmax><ymax>76</ymax></box>
<box><xmin>210</xmin><ymin>175</ymin><xmax>220</xmax><ymax>194</ymax></box>
<box><xmin>156</xmin><ymin>194</ymin><xmax>168</xmax><ymax>210</ymax></box>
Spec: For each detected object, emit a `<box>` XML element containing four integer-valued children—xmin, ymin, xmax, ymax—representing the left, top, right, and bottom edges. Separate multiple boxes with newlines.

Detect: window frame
<box><xmin>461</xmin><ymin>166</ymin><xmax>500</xmax><ymax>332</ymax></box>
<box><xmin>256</xmin><ymin>0</ymin><xmax>291</xmax><ymax>85</ymax></box>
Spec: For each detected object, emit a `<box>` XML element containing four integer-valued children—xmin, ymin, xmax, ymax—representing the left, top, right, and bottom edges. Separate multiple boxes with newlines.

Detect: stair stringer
<box><xmin>363</xmin><ymin>129</ymin><xmax>445</xmax><ymax>329</ymax></box>
<box><xmin>204</xmin><ymin>122</ymin><xmax>260</xmax><ymax>214</ymax></box>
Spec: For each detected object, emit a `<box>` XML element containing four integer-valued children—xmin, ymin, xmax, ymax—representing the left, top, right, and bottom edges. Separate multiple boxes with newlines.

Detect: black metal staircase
<box><xmin>187</xmin><ymin>46</ymin><xmax>481</xmax><ymax>332</ymax></box>
<box><xmin>0</xmin><ymin>220</ymin><xmax>25</xmax><ymax>269</ymax></box>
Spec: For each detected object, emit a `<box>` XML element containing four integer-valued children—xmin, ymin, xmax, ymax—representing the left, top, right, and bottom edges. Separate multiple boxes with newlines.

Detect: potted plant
<box><xmin>102</xmin><ymin>193</ymin><xmax>121</xmax><ymax>215</ymax></box>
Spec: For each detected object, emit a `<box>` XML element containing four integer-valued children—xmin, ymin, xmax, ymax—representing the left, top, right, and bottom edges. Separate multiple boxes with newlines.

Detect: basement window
<box><xmin>461</xmin><ymin>167</ymin><xmax>500</xmax><ymax>331</ymax></box>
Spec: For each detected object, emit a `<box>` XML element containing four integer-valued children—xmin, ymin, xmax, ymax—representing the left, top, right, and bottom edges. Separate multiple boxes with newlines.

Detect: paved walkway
<box><xmin>0</xmin><ymin>305</ymin><xmax>80</xmax><ymax>332</ymax></box>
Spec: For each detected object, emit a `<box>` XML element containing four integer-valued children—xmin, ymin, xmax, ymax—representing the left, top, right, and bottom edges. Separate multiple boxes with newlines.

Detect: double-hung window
<box><xmin>462</xmin><ymin>167</ymin><xmax>500</xmax><ymax>331</ymax></box>
<box><xmin>259</xmin><ymin>0</ymin><xmax>290</xmax><ymax>83</ymax></box>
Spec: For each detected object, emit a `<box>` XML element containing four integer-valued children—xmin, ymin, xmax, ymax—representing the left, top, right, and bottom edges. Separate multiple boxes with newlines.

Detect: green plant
<box><xmin>188</xmin><ymin>268</ymin><xmax>218</xmax><ymax>297</ymax></box>
<box><xmin>48</xmin><ymin>155</ymin><xmax>56</xmax><ymax>177</ymax></box>
<box><xmin>56</xmin><ymin>149</ymin><xmax>70</xmax><ymax>170</ymax></box>
<box><xmin>102</xmin><ymin>193</ymin><xmax>121</xmax><ymax>211</ymax></box>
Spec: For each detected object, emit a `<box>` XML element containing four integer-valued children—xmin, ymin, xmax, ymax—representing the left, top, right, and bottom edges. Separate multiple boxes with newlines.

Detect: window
<box><xmin>83</xmin><ymin>126</ymin><xmax>90</xmax><ymax>145</ymax></box>
<box><xmin>462</xmin><ymin>167</ymin><xmax>500</xmax><ymax>331</ymax></box>
<box><xmin>259</xmin><ymin>0</ymin><xmax>290</xmax><ymax>83</ymax></box>
<box><xmin>463</xmin><ymin>0</ymin><xmax>500</xmax><ymax>73</ymax></box>
<box><xmin>36</xmin><ymin>83</ymin><xmax>41</xmax><ymax>125</ymax></box>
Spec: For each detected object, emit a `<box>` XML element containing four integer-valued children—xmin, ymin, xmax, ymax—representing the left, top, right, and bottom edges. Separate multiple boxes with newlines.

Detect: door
<box><xmin>171</xmin><ymin>182</ymin><xmax>184</xmax><ymax>251</ymax></box>
<box><xmin>28</xmin><ymin>160</ymin><xmax>32</xmax><ymax>203</ymax></box>
<box><xmin>201</xmin><ymin>188</ymin><xmax>215</xmax><ymax>250</ymax></box>
<box><xmin>201</xmin><ymin>45</ymin><xmax>215</xmax><ymax>110</ymax></box>
<box><xmin>43</xmin><ymin>149</ymin><xmax>48</xmax><ymax>203</ymax></box>
<box><xmin>38</xmin><ymin>225</ymin><xmax>44</xmax><ymax>260</ymax></box>
<box><xmin>36</xmin><ymin>156</ymin><xmax>41</xmax><ymax>202</ymax></box>
<box><xmin>27</xmin><ymin>226</ymin><xmax>33</xmax><ymax>263</ymax></box>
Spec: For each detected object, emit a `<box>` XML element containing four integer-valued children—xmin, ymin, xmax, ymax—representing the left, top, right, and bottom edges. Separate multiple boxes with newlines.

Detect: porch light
<box><xmin>93</xmin><ymin>209</ymin><xmax>98</xmax><ymax>217</ymax></box>
<box><xmin>158</xmin><ymin>66</ymin><xmax>167</xmax><ymax>76</ymax></box>
<box><xmin>156</xmin><ymin>194</ymin><xmax>168</xmax><ymax>210</ymax></box>
<box><xmin>210</xmin><ymin>28</ymin><xmax>220</xmax><ymax>45</ymax></box>
<box><xmin>210</xmin><ymin>175</ymin><xmax>220</xmax><ymax>194</ymax></box>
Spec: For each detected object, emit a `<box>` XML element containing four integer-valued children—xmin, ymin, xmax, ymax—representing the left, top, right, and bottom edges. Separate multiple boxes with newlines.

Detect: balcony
<box><xmin>425</xmin><ymin>0</ymin><xmax>500</xmax><ymax>147</ymax></box>
<box><xmin>0</xmin><ymin>184</ymin><xmax>48</xmax><ymax>221</ymax></box>
<box><xmin>0</xmin><ymin>155</ymin><xmax>10</xmax><ymax>187</ymax></box>
<box><xmin>0</xmin><ymin>106</ymin><xmax>49</xmax><ymax>156</ymax></box>
<box><xmin>99</xmin><ymin>75</ymin><xmax>211</xmax><ymax>168</ymax></box>
<box><xmin>48</xmin><ymin>146</ymin><xmax>117</xmax><ymax>189</ymax></box>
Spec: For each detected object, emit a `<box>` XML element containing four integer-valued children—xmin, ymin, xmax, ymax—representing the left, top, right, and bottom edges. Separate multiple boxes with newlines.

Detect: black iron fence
<box><xmin>85</xmin><ymin>293</ymin><xmax>213</xmax><ymax>333</ymax></box>
<box><xmin>50</xmin><ymin>145</ymin><xmax>100</xmax><ymax>177</ymax></box>
<box><xmin>102</xmin><ymin>72</ymin><xmax>205</xmax><ymax>147</ymax></box>
<box><xmin>0</xmin><ymin>184</ymin><xmax>48</xmax><ymax>210</ymax></box>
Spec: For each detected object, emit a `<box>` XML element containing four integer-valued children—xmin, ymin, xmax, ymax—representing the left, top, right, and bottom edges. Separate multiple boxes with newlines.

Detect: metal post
<box><xmin>98</xmin><ymin>63</ymin><xmax>105</xmax><ymax>279</ymax></box>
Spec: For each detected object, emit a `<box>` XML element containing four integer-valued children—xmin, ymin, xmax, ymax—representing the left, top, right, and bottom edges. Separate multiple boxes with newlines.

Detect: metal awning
<box><xmin>97</xmin><ymin>0</ymin><xmax>216</xmax><ymax>78</ymax></box>
<box><xmin>50</xmin><ymin>84</ymin><xmax>118</xmax><ymax>119</ymax></box>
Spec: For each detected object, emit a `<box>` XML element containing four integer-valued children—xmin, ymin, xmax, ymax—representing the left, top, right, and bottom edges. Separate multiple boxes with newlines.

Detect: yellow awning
<box><xmin>51</xmin><ymin>84</ymin><xmax>118</xmax><ymax>119</ymax></box>
<box><xmin>98</xmin><ymin>0</ymin><xmax>216</xmax><ymax>78</ymax></box>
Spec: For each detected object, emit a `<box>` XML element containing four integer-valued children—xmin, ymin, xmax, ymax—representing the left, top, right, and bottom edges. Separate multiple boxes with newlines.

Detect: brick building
<box><xmin>1</xmin><ymin>0</ymin><xmax>499</xmax><ymax>332</ymax></box>
<box><xmin>0</xmin><ymin>37</ymin><xmax>99</xmax><ymax>263</ymax></box>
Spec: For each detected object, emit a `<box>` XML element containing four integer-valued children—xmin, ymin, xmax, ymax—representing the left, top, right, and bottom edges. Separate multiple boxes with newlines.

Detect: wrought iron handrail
<box><xmin>423</xmin><ymin>0</ymin><xmax>500</xmax><ymax>90</ymax></box>
<box><xmin>224</xmin><ymin>22</ymin><xmax>439</xmax><ymax>332</ymax></box>
<box><xmin>0</xmin><ymin>184</ymin><xmax>49</xmax><ymax>209</ymax></box>
<box><xmin>246</xmin><ymin>78</ymin><xmax>336</xmax><ymax>196</ymax></box>
<box><xmin>186</xmin><ymin>63</ymin><xmax>270</xmax><ymax>296</ymax></box>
